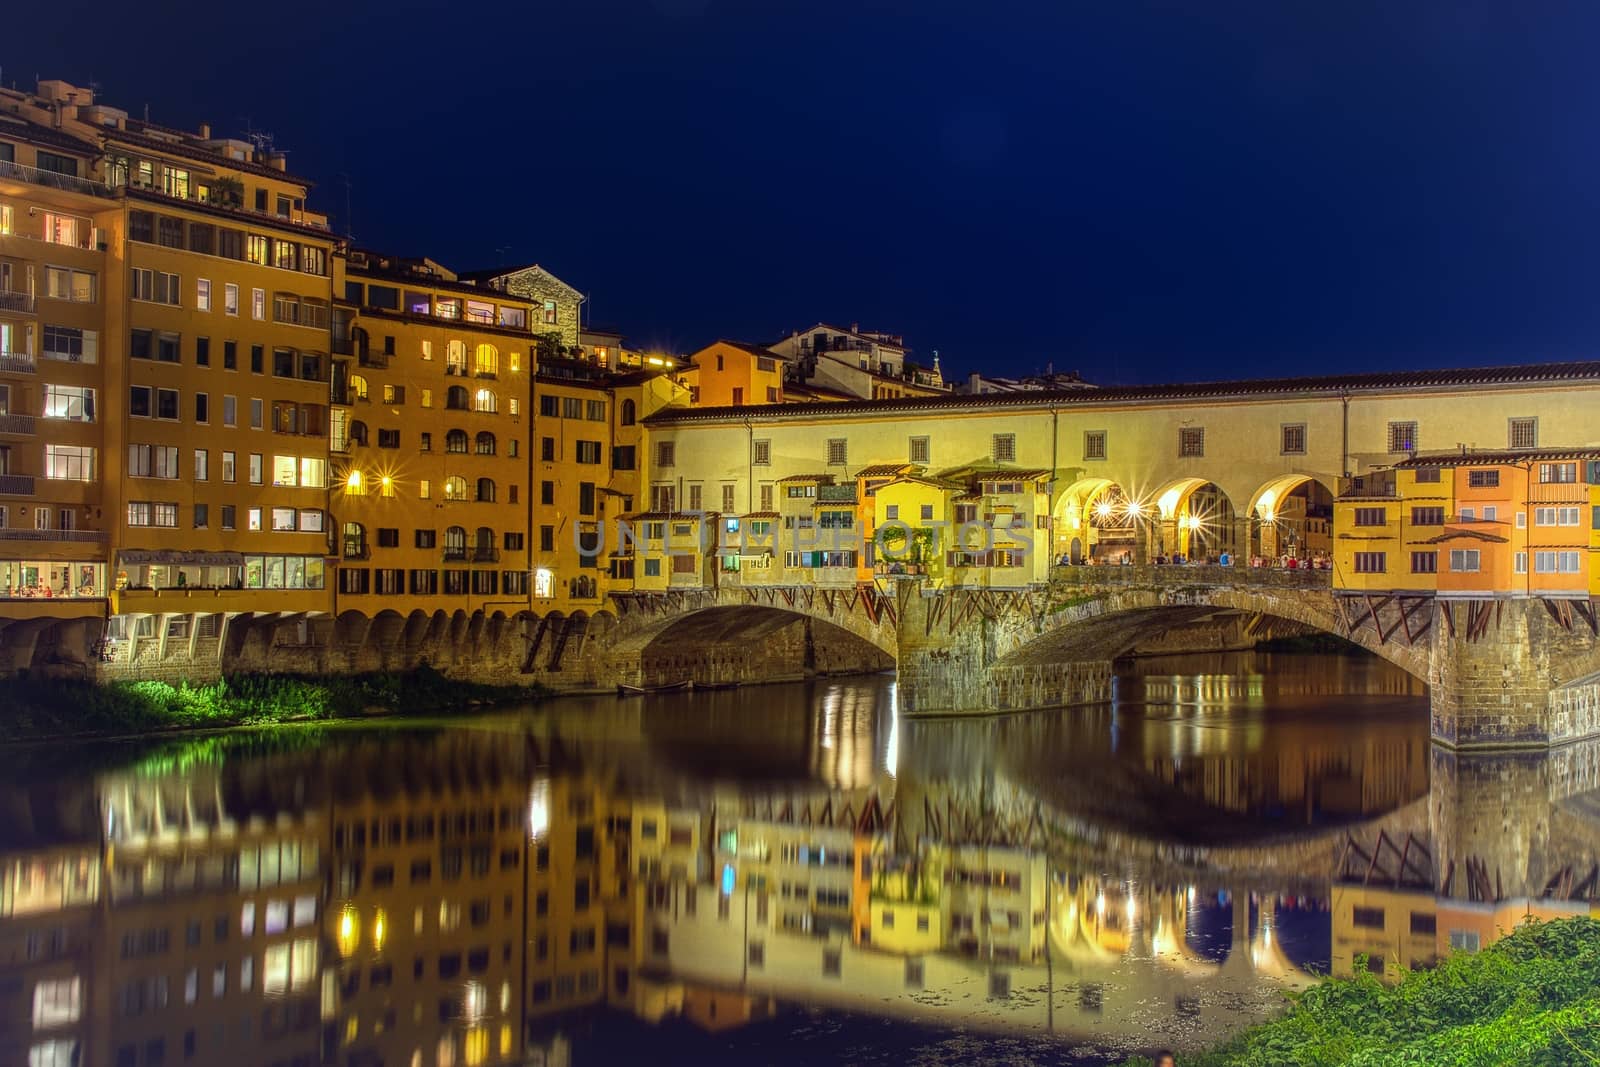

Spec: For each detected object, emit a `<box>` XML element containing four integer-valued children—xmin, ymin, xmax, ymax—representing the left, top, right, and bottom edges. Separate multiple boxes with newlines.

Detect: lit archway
<box><xmin>1151</xmin><ymin>478</ymin><xmax>1240</xmax><ymax>560</ymax></box>
<box><xmin>1054</xmin><ymin>478</ymin><xmax>1138</xmax><ymax>563</ymax></box>
<box><xmin>1248</xmin><ymin>475</ymin><xmax>1336</xmax><ymax>562</ymax></box>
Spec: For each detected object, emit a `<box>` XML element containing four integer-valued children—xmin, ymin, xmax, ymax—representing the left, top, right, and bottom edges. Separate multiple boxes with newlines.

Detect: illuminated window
<box><xmin>31</xmin><ymin>976</ymin><xmax>81</xmax><ymax>1027</ymax></box>
<box><xmin>444</xmin><ymin>476</ymin><xmax>468</xmax><ymax>501</ymax></box>
<box><xmin>474</xmin><ymin>344</ymin><xmax>498</xmax><ymax>377</ymax></box>
<box><xmin>473</xmin><ymin>389</ymin><xmax>496</xmax><ymax>413</ymax></box>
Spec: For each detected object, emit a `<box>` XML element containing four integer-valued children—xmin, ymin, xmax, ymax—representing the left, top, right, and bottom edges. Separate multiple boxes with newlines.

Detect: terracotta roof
<box><xmin>854</xmin><ymin>463</ymin><xmax>915</xmax><ymax>478</ymax></box>
<box><xmin>878</xmin><ymin>474</ymin><xmax>967</xmax><ymax>491</ymax></box>
<box><xmin>978</xmin><ymin>469</ymin><xmax>1054</xmax><ymax>482</ymax></box>
<box><xmin>1392</xmin><ymin>447</ymin><xmax>1600</xmax><ymax>468</ymax></box>
<box><xmin>695</xmin><ymin>339</ymin><xmax>792</xmax><ymax>363</ymax></box>
<box><xmin>0</xmin><ymin>114</ymin><xmax>100</xmax><ymax>156</ymax></box>
<box><xmin>1419</xmin><ymin>528</ymin><xmax>1510</xmax><ymax>544</ymax></box>
<box><xmin>454</xmin><ymin>263</ymin><xmax>584</xmax><ymax>298</ymax></box>
<box><xmin>739</xmin><ymin>511</ymin><xmax>780</xmax><ymax>519</ymax></box>
<box><xmin>776</xmin><ymin>473</ymin><xmax>834</xmax><ymax>484</ymax></box>
<box><xmin>646</xmin><ymin>360</ymin><xmax>1600</xmax><ymax>426</ymax></box>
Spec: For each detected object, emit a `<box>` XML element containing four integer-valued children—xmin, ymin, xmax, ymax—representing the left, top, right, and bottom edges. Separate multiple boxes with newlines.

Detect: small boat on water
<box><xmin>691</xmin><ymin>680</ymin><xmax>739</xmax><ymax>691</ymax></box>
<box><xmin>617</xmin><ymin>681</ymin><xmax>692</xmax><ymax>696</ymax></box>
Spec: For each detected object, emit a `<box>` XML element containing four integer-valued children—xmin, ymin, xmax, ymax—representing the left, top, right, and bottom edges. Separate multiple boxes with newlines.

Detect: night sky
<box><xmin>10</xmin><ymin>1</ymin><xmax>1600</xmax><ymax>382</ymax></box>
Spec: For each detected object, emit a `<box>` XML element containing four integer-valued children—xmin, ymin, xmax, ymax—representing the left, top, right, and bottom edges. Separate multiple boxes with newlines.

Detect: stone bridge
<box><xmin>593</xmin><ymin>566</ymin><xmax>1600</xmax><ymax>750</ymax></box>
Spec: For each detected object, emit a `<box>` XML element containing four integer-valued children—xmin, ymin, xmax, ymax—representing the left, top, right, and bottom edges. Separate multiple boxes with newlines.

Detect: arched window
<box><xmin>473</xmin><ymin>526</ymin><xmax>496</xmax><ymax>560</ymax></box>
<box><xmin>476</xmin><ymin>477</ymin><xmax>496</xmax><ymax>503</ymax></box>
<box><xmin>473</xmin><ymin>388</ymin><xmax>497</xmax><ymax>413</ymax></box>
<box><xmin>475</xmin><ymin>431</ymin><xmax>496</xmax><ymax>455</ymax></box>
<box><xmin>620</xmin><ymin>398</ymin><xmax>637</xmax><ymax>426</ymax></box>
<box><xmin>343</xmin><ymin>468</ymin><xmax>366</xmax><ymax>495</ymax></box>
<box><xmin>445</xmin><ymin>429</ymin><xmax>468</xmax><ymax>454</ymax></box>
<box><xmin>349</xmin><ymin>420</ymin><xmax>369</xmax><ymax>446</ymax></box>
<box><xmin>349</xmin><ymin>374</ymin><xmax>369</xmax><ymax>401</ymax></box>
<box><xmin>342</xmin><ymin>522</ymin><xmax>366</xmax><ymax>558</ymax></box>
<box><xmin>444</xmin><ymin>525</ymin><xmax>467</xmax><ymax>560</ymax></box>
<box><xmin>444</xmin><ymin>476</ymin><xmax>468</xmax><ymax>501</ymax></box>
<box><xmin>474</xmin><ymin>343</ymin><xmax>498</xmax><ymax>378</ymax></box>
<box><xmin>446</xmin><ymin>385</ymin><xmax>468</xmax><ymax>410</ymax></box>
<box><xmin>446</xmin><ymin>340</ymin><xmax>467</xmax><ymax>375</ymax></box>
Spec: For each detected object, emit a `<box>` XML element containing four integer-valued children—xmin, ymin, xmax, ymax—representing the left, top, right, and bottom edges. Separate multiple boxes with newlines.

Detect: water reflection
<box><xmin>2</xmin><ymin>653</ymin><xmax>1596</xmax><ymax>1065</ymax></box>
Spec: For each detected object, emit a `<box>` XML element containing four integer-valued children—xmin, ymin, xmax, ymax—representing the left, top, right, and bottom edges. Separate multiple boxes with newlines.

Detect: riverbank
<box><xmin>1122</xmin><ymin>916</ymin><xmax>1600</xmax><ymax>1066</ymax></box>
<box><xmin>0</xmin><ymin>666</ymin><xmax>550</xmax><ymax>743</ymax></box>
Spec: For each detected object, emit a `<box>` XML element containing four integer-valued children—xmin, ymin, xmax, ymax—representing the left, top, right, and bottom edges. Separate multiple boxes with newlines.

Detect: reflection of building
<box><xmin>1</xmin><ymin>844</ymin><xmax>100</xmax><ymax>1067</ymax></box>
<box><xmin>324</xmin><ymin>742</ymin><xmax>527</xmax><ymax>1067</ymax></box>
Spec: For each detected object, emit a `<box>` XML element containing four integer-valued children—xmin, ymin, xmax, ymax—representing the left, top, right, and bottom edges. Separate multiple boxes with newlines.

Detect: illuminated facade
<box><xmin>329</xmin><ymin>251</ymin><xmax>536</xmax><ymax>617</ymax></box>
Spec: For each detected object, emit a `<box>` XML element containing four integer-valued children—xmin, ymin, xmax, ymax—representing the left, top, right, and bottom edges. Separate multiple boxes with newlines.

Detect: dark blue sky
<box><xmin>12</xmin><ymin>1</ymin><xmax>1600</xmax><ymax>382</ymax></box>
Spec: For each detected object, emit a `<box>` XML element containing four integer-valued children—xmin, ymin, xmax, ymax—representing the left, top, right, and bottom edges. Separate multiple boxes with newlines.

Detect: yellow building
<box><xmin>329</xmin><ymin>250</ymin><xmax>536</xmax><ymax>619</ymax></box>
<box><xmin>683</xmin><ymin>340</ymin><xmax>788</xmax><ymax>407</ymax></box>
<box><xmin>0</xmin><ymin>102</ymin><xmax>117</xmax><ymax>623</ymax></box>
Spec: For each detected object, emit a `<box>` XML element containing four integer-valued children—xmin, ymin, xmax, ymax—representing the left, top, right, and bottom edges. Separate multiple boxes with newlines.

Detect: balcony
<box><xmin>0</xmin><ymin>414</ymin><xmax>36</xmax><ymax>435</ymax></box>
<box><xmin>0</xmin><ymin>290</ymin><xmax>37</xmax><ymax>314</ymax></box>
<box><xmin>0</xmin><ymin>159</ymin><xmax>110</xmax><ymax>199</ymax></box>
<box><xmin>471</xmin><ymin>547</ymin><xmax>500</xmax><ymax>563</ymax></box>
<box><xmin>0</xmin><ymin>528</ymin><xmax>106</xmax><ymax>543</ymax></box>
<box><xmin>0</xmin><ymin>352</ymin><xmax>36</xmax><ymax>375</ymax></box>
<box><xmin>0</xmin><ymin>475</ymin><xmax>36</xmax><ymax>495</ymax></box>
<box><xmin>442</xmin><ymin>548</ymin><xmax>468</xmax><ymax>562</ymax></box>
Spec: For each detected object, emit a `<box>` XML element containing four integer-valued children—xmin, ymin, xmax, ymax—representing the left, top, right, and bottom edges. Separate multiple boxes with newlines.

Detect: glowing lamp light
<box><xmin>1096</xmin><ymin>891</ymin><xmax>1107</xmax><ymax>916</ymax></box>
<box><xmin>1157</xmin><ymin>488</ymin><xmax>1181</xmax><ymax>519</ymax></box>
<box><xmin>372</xmin><ymin>907</ymin><xmax>387</xmax><ymax>952</ymax></box>
<box><xmin>1262</xmin><ymin>509</ymin><xmax>1276</xmax><ymax>524</ymax></box>
<box><xmin>345</xmin><ymin>470</ymin><xmax>363</xmax><ymax>491</ymax></box>
<box><xmin>380</xmin><ymin>475</ymin><xmax>393</xmax><ymax>489</ymax></box>
<box><xmin>1095</xmin><ymin>501</ymin><xmax>1113</xmax><ymax>519</ymax></box>
<box><xmin>1125</xmin><ymin>895</ymin><xmax>1137</xmax><ymax>922</ymax></box>
<box><xmin>337</xmin><ymin>906</ymin><xmax>359</xmax><ymax>957</ymax></box>
<box><xmin>528</xmin><ymin>779</ymin><xmax>550</xmax><ymax>839</ymax></box>
<box><xmin>1126</xmin><ymin>501</ymin><xmax>1144</xmax><ymax>518</ymax></box>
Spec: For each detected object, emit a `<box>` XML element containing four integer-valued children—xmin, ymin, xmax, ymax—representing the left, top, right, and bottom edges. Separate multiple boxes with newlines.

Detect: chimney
<box><xmin>198</xmin><ymin>122</ymin><xmax>211</xmax><ymax>140</ymax></box>
<box><xmin>267</xmin><ymin>152</ymin><xmax>287</xmax><ymax>172</ymax></box>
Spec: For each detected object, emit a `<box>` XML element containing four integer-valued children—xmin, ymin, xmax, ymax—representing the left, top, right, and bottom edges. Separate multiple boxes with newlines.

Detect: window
<box><xmin>445</xmin><ymin>476</ymin><xmax>468</xmax><ymax>501</ymax></box>
<box><xmin>752</xmin><ymin>439</ymin><xmax>772</xmax><ymax>466</ymax></box>
<box><xmin>249</xmin><ymin>454</ymin><xmax>263</xmax><ymax>484</ymax></box>
<box><xmin>1410</xmin><ymin>551</ymin><xmax>1437</xmax><ymax>574</ymax></box>
<box><xmin>196</xmin><ymin>279</ymin><xmax>211</xmax><ymax>311</ymax></box>
<box><xmin>657</xmin><ymin>441</ymin><xmax>675</xmax><ymax>468</ymax></box>
<box><xmin>42</xmin><ymin>325</ymin><xmax>97</xmax><ymax>363</ymax></box>
<box><xmin>575</xmin><ymin>440</ymin><xmax>602</xmax><ymax>464</ymax></box>
<box><xmin>1467</xmin><ymin>469</ymin><xmax>1499</xmax><ymax>488</ymax></box>
<box><xmin>196</xmin><ymin>336</ymin><xmax>210</xmax><ymax>365</ymax></box>
<box><xmin>41</xmin><ymin>384</ymin><xmax>94</xmax><ymax>422</ymax></box>
<box><xmin>1508</xmin><ymin>417</ymin><xmax>1537</xmax><ymax>450</ymax></box>
<box><xmin>1539</xmin><ymin>461</ymin><xmax>1578</xmax><ymax>484</ymax></box>
<box><xmin>1083</xmin><ymin>430</ymin><xmax>1107</xmax><ymax>460</ymax></box>
<box><xmin>722</xmin><ymin>483</ymin><xmax>737</xmax><ymax>512</ymax></box>
<box><xmin>1387</xmin><ymin>421</ymin><xmax>1418</xmax><ymax>452</ymax></box>
<box><xmin>993</xmin><ymin>434</ymin><xmax>1017</xmax><ymax>462</ymax></box>
<box><xmin>1353</xmin><ymin>552</ymin><xmax>1386</xmax><ymax>573</ymax></box>
<box><xmin>1281</xmin><ymin>423</ymin><xmax>1306</xmax><ymax>454</ymax></box>
<box><xmin>222</xmin><ymin>451</ymin><xmax>236</xmax><ymax>482</ymax></box>
<box><xmin>252</xmin><ymin>288</ymin><xmax>266</xmax><ymax>320</ymax></box>
<box><xmin>1410</xmin><ymin>506</ymin><xmax>1444</xmax><ymax>526</ymax></box>
<box><xmin>130</xmin><ymin>268</ymin><xmax>180</xmax><ymax>305</ymax></box>
<box><xmin>826</xmin><ymin>438</ymin><xmax>847</xmax><ymax>465</ymax></box>
<box><xmin>1449</xmin><ymin>549</ymin><xmax>1481</xmax><ymax>573</ymax></box>
<box><xmin>1353</xmin><ymin>507</ymin><xmax>1387</xmax><ymax>527</ymax></box>
<box><xmin>1178</xmin><ymin>427</ymin><xmax>1204</xmax><ymax>457</ymax></box>
<box><xmin>1534</xmin><ymin>550</ymin><xmax>1583</xmax><ymax>574</ymax></box>
<box><xmin>222</xmin><ymin>396</ymin><xmax>237</xmax><ymax>427</ymax></box>
<box><xmin>45</xmin><ymin>444</ymin><xmax>94</xmax><ymax>481</ymax></box>
<box><xmin>1515</xmin><ymin>551</ymin><xmax>1528</xmax><ymax>575</ymax></box>
<box><xmin>44</xmin><ymin>267</ymin><xmax>95</xmax><ymax>302</ymax></box>
<box><xmin>224</xmin><ymin>283</ymin><xmax>239</xmax><ymax>316</ymax></box>
<box><xmin>1352</xmin><ymin>907</ymin><xmax>1385</xmax><ymax>930</ymax></box>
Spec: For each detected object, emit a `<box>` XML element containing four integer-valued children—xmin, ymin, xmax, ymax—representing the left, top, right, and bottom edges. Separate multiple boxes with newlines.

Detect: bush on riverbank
<box><xmin>1123</xmin><ymin>916</ymin><xmax>1600</xmax><ymax>1066</ymax></box>
<box><xmin>0</xmin><ymin>665</ymin><xmax>548</xmax><ymax>742</ymax></box>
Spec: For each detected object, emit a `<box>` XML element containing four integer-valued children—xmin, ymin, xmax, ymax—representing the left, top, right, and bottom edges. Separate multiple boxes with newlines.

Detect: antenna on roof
<box><xmin>337</xmin><ymin>173</ymin><xmax>354</xmax><ymax>240</ymax></box>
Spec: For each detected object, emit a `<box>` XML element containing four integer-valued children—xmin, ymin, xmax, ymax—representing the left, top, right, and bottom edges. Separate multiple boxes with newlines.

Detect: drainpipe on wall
<box><xmin>744</xmin><ymin>418</ymin><xmax>755</xmax><ymax>513</ymax></box>
<box><xmin>1340</xmin><ymin>391</ymin><xmax>1351</xmax><ymax>478</ymax></box>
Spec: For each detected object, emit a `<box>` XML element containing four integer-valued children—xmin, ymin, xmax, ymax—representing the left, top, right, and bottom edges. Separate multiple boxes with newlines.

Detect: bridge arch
<box><xmin>1247</xmin><ymin>474</ymin><xmax>1336</xmax><ymax>561</ymax></box>
<box><xmin>1054</xmin><ymin>477</ymin><xmax>1140</xmax><ymax>563</ymax></box>
<box><xmin>1151</xmin><ymin>478</ymin><xmax>1241</xmax><ymax>560</ymax></box>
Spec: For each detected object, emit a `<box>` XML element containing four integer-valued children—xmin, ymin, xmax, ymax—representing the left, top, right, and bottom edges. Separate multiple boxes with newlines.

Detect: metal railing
<box><xmin>0</xmin><ymin>414</ymin><xmax>36</xmax><ymax>435</ymax></box>
<box><xmin>0</xmin><ymin>475</ymin><xmax>36</xmax><ymax>495</ymax></box>
<box><xmin>0</xmin><ymin>528</ymin><xmax>106</xmax><ymax>543</ymax></box>
<box><xmin>471</xmin><ymin>547</ymin><xmax>500</xmax><ymax>563</ymax></box>
<box><xmin>0</xmin><ymin>352</ymin><xmax>36</xmax><ymax>374</ymax></box>
<box><xmin>0</xmin><ymin>159</ymin><xmax>110</xmax><ymax>198</ymax></box>
<box><xmin>0</xmin><ymin>290</ymin><xmax>37</xmax><ymax>314</ymax></box>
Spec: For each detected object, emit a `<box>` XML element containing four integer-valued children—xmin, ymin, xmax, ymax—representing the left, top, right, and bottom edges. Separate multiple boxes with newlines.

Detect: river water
<box><xmin>4</xmin><ymin>651</ymin><xmax>1593</xmax><ymax>1066</ymax></box>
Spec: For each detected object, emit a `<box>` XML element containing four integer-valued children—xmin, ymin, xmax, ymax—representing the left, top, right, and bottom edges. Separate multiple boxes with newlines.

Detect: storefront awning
<box><xmin>117</xmin><ymin>550</ymin><xmax>245</xmax><ymax>568</ymax></box>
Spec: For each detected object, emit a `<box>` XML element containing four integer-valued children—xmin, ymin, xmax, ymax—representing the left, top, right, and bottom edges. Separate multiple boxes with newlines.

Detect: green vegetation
<box><xmin>0</xmin><ymin>665</ymin><xmax>548</xmax><ymax>743</ymax></box>
<box><xmin>1122</xmin><ymin>917</ymin><xmax>1600</xmax><ymax>1067</ymax></box>
<box><xmin>1253</xmin><ymin>632</ymin><xmax>1367</xmax><ymax>655</ymax></box>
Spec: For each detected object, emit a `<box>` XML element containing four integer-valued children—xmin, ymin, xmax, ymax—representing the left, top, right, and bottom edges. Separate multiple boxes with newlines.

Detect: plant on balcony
<box><xmin>209</xmin><ymin>176</ymin><xmax>244</xmax><ymax>209</ymax></box>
